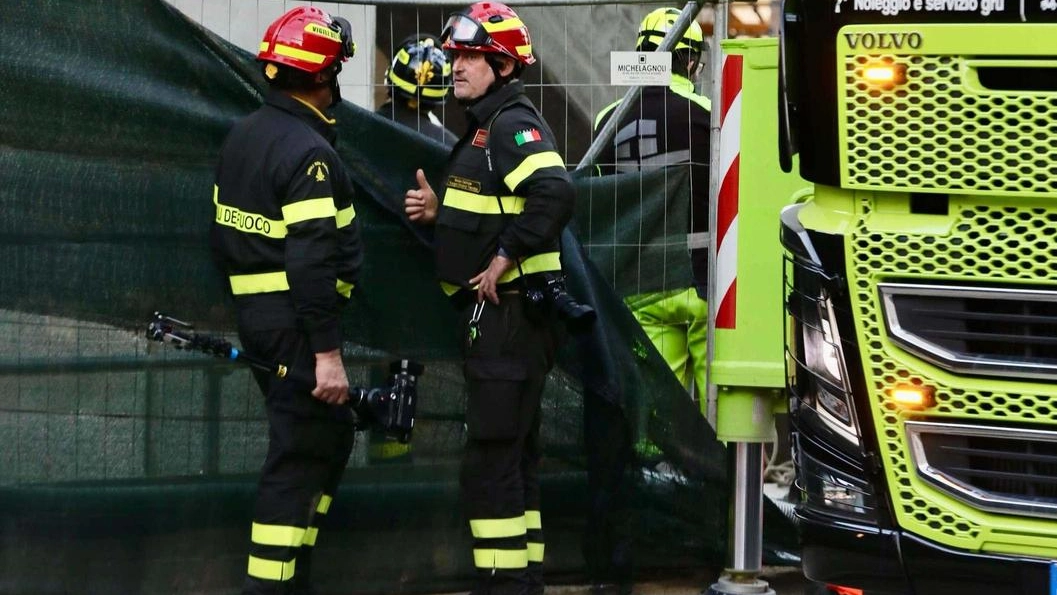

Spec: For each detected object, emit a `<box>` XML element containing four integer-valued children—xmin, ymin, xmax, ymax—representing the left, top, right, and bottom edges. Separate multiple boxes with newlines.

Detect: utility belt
<box><xmin>447</xmin><ymin>281</ymin><xmax>532</xmax><ymax>312</ymax></box>
<box><xmin>447</xmin><ymin>270</ymin><xmax>596</xmax><ymax>334</ymax></box>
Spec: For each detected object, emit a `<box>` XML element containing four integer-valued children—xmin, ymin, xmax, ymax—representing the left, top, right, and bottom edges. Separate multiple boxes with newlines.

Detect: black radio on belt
<box><xmin>146</xmin><ymin>312</ymin><xmax>423</xmax><ymax>443</ymax></box>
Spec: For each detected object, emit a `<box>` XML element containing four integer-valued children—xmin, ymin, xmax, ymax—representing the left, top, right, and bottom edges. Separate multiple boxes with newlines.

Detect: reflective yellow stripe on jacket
<box><xmin>229</xmin><ymin>271</ymin><xmax>355</xmax><ymax>298</ymax></box>
<box><xmin>444</xmin><ymin>188</ymin><xmax>526</xmax><ymax>214</ymax></box>
<box><xmin>503</xmin><ymin>151</ymin><xmax>565</xmax><ymax>191</ymax></box>
<box><xmin>214</xmin><ymin>186</ymin><xmax>356</xmax><ymax>239</ymax></box>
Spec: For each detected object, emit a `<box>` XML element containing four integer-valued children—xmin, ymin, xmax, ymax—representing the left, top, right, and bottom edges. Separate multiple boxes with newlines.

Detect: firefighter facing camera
<box><xmin>210</xmin><ymin>6</ymin><xmax>364</xmax><ymax>595</ymax></box>
<box><xmin>404</xmin><ymin>2</ymin><xmax>580</xmax><ymax>592</ymax></box>
<box><xmin>376</xmin><ymin>34</ymin><xmax>459</xmax><ymax>146</ymax></box>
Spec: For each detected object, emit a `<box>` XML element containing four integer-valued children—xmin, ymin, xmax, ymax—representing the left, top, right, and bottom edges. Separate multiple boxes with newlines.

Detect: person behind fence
<box><xmin>403</xmin><ymin>2</ymin><xmax>574</xmax><ymax>592</ymax></box>
<box><xmin>582</xmin><ymin>9</ymin><xmax>711</xmax><ymax>593</ymax></box>
<box><xmin>592</xmin><ymin>7</ymin><xmax>711</xmax><ymax>395</ymax></box>
<box><xmin>209</xmin><ymin>6</ymin><xmax>362</xmax><ymax>595</ymax></box>
<box><xmin>376</xmin><ymin>33</ymin><xmax>459</xmax><ymax>146</ymax></box>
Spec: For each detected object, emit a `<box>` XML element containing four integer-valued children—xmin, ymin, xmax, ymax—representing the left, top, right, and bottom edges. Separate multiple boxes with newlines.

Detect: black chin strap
<box><xmin>328</xmin><ymin>63</ymin><xmax>343</xmax><ymax>107</ymax></box>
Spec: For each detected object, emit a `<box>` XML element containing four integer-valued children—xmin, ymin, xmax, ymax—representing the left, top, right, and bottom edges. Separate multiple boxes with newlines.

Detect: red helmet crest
<box><xmin>257</xmin><ymin>6</ymin><xmax>356</xmax><ymax>74</ymax></box>
<box><xmin>441</xmin><ymin>2</ymin><xmax>536</xmax><ymax>66</ymax></box>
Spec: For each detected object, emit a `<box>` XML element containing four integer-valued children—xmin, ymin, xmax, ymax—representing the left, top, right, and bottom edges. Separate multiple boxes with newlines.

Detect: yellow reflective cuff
<box><xmin>504</xmin><ymin>151</ymin><xmax>565</xmax><ymax>191</ymax></box>
<box><xmin>247</xmin><ymin>555</ymin><xmax>296</xmax><ymax>581</ymax></box>
<box><xmin>497</xmin><ymin>252</ymin><xmax>562</xmax><ymax>284</ymax></box>
<box><xmin>336</xmin><ymin>205</ymin><xmax>356</xmax><ymax>228</ymax></box>
<box><xmin>440</xmin><ymin>281</ymin><xmax>461</xmax><ymax>296</ymax></box>
<box><xmin>303</xmin><ymin>527</ymin><xmax>319</xmax><ymax>547</ymax></box>
<box><xmin>215</xmin><ymin>185</ymin><xmax>286</xmax><ymax>239</ymax></box>
<box><xmin>525</xmin><ymin>510</ymin><xmax>541</xmax><ymax>530</ymax></box>
<box><xmin>273</xmin><ymin>43</ymin><xmax>326</xmax><ymax>64</ymax></box>
<box><xmin>444</xmin><ymin>188</ymin><xmax>525</xmax><ymax>214</ymax></box>
<box><xmin>317</xmin><ymin>494</ymin><xmax>333</xmax><ymax>515</ymax></box>
<box><xmin>283</xmin><ymin>197</ymin><xmax>337</xmax><ymax>225</ymax></box>
<box><xmin>470</xmin><ymin>516</ymin><xmax>527</xmax><ymax>539</ymax></box>
<box><xmin>336</xmin><ymin>278</ymin><xmax>354</xmax><ymax>299</ymax></box>
<box><xmin>473</xmin><ymin>548</ymin><xmax>529</xmax><ymax>570</ymax></box>
<box><xmin>527</xmin><ymin>542</ymin><xmax>544</xmax><ymax>563</ymax></box>
<box><xmin>482</xmin><ymin>18</ymin><xmax>525</xmax><ymax>33</ymax></box>
<box><xmin>230</xmin><ymin>272</ymin><xmax>289</xmax><ymax>295</ymax></box>
<box><xmin>251</xmin><ymin>523</ymin><xmax>306</xmax><ymax>547</ymax></box>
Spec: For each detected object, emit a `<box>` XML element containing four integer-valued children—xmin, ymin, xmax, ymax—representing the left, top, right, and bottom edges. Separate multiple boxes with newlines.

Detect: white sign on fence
<box><xmin>609</xmin><ymin>51</ymin><xmax>672</xmax><ymax>86</ymax></box>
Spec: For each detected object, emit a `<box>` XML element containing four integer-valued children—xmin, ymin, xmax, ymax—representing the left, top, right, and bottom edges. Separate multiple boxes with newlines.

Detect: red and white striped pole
<box><xmin>715</xmin><ymin>54</ymin><xmax>743</xmax><ymax>330</ymax></box>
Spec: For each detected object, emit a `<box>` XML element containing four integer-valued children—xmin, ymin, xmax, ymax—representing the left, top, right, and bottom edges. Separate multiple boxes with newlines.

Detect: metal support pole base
<box><xmin>704</xmin><ymin>575</ymin><xmax>776</xmax><ymax>595</ymax></box>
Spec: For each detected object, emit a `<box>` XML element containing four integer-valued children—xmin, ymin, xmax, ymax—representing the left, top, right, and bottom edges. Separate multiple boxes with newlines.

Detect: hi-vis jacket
<box><xmin>434</xmin><ymin>81</ymin><xmax>574</xmax><ymax>298</ymax></box>
<box><xmin>593</xmin><ymin>73</ymin><xmax>711</xmax><ymax>290</ymax></box>
<box><xmin>210</xmin><ymin>90</ymin><xmax>363</xmax><ymax>353</ymax></box>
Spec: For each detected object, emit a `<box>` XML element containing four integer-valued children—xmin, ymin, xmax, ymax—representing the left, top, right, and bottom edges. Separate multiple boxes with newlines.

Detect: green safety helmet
<box><xmin>636</xmin><ymin>7</ymin><xmax>703</xmax><ymax>61</ymax></box>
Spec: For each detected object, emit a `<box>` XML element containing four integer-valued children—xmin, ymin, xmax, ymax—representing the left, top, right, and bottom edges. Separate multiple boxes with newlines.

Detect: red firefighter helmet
<box><xmin>440</xmin><ymin>1</ymin><xmax>536</xmax><ymax>66</ymax></box>
<box><xmin>257</xmin><ymin>6</ymin><xmax>356</xmax><ymax>74</ymax></box>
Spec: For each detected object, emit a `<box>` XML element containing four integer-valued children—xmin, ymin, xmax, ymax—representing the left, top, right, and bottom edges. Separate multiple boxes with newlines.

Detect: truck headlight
<box><xmin>801</xmin><ymin>296</ymin><xmax>860</xmax><ymax>444</ymax></box>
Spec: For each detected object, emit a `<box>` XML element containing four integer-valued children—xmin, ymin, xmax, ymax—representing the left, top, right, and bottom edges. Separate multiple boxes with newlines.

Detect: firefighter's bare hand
<box><xmin>312</xmin><ymin>349</ymin><xmax>349</xmax><ymax>405</ymax></box>
<box><xmin>469</xmin><ymin>254</ymin><xmax>515</xmax><ymax>305</ymax></box>
<box><xmin>405</xmin><ymin>169</ymin><xmax>438</xmax><ymax>224</ymax></box>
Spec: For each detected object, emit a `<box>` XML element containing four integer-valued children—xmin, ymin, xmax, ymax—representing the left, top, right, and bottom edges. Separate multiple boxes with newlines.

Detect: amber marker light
<box><xmin>891</xmin><ymin>385</ymin><xmax>934</xmax><ymax>409</ymax></box>
<box><xmin>862</xmin><ymin>63</ymin><xmax>907</xmax><ymax>85</ymax></box>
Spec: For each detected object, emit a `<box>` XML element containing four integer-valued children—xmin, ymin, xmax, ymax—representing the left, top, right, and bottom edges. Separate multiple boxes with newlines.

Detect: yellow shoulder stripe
<box><xmin>504</xmin><ymin>151</ymin><xmax>565</xmax><ymax>191</ymax></box>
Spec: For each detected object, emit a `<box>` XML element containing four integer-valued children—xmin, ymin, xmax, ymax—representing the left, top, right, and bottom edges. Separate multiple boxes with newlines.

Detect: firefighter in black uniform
<box><xmin>209</xmin><ymin>7</ymin><xmax>362</xmax><ymax>595</ymax></box>
<box><xmin>404</xmin><ymin>3</ymin><xmax>574</xmax><ymax>593</ymax></box>
<box><xmin>376</xmin><ymin>34</ymin><xmax>459</xmax><ymax>147</ymax></box>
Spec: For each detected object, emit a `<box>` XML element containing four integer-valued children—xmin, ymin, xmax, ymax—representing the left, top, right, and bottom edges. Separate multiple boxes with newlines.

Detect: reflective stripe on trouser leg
<box><xmin>295</xmin><ymin>492</ymin><xmax>331</xmax><ymax>591</ymax></box>
<box><xmin>470</xmin><ymin>514</ymin><xmax>528</xmax><ymax>570</ymax></box>
<box><xmin>525</xmin><ymin>509</ymin><xmax>544</xmax><ymax>563</ymax></box>
<box><xmin>526</xmin><ymin>508</ymin><xmax>544</xmax><ymax>593</ymax></box>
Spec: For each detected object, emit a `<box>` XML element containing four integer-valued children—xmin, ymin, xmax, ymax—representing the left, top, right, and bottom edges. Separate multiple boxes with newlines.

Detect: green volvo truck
<box><xmin>777</xmin><ymin>1</ymin><xmax>1057</xmax><ymax>593</ymax></box>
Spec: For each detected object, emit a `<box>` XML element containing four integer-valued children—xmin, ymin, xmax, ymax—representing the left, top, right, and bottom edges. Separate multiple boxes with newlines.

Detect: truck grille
<box><xmin>848</xmin><ymin>195</ymin><xmax>1057</xmax><ymax>553</ymax></box>
<box><xmin>838</xmin><ymin>26</ymin><xmax>1057</xmax><ymax>197</ymax></box>
<box><xmin>907</xmin><ymin>422</ymin><xmax>1057</xmax><ymax>519</ymax></box>
<box><xmin>880</xmin><ymin>284</ymin><xmax>1057</xmax><ymax>381</ymax></box>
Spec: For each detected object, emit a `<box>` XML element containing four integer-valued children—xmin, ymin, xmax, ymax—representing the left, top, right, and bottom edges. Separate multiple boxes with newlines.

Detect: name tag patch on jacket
<box><xmin>514</xmin><ymin>128</ymin><xmax>541</xmax><ymax>146</ymax></box>
<box><xmin>448</xmin><ymin>175</ymin><xmax>482</xmax><ymax>193</ymax></box>
<box><xmin>472</xmin><ymin>129</ymin><xmax>489</xmax><ymax>148</ymax></box>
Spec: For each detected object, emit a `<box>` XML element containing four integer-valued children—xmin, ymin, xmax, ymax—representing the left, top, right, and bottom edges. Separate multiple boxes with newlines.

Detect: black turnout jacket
<box><xmin>211</xmin><ymin>90</ymin><xmax>364</xmax><ymax>353</ymax></box>
<box><xmin>434</xmin><ymin>81</ymin><xmax>574</xmax><ymax>298</ymax></box>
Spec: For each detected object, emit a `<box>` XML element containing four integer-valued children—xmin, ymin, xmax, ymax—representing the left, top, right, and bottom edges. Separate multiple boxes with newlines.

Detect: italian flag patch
<box><xmin>514</xmin><ymin>128</ymin><xmax>542</xmax><ymax>146</ymax></box>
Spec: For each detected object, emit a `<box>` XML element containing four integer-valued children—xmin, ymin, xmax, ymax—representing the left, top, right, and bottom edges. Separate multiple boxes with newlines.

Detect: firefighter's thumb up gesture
<box><xmin>405</xmin><ymin>169</ymin><xmax>438</xmax><ymax>224</ymax></box>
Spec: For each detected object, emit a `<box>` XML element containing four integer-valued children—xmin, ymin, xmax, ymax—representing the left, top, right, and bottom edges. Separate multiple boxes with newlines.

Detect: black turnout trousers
<box><xmin>458</xmin><ymin>294</ymin><xmax>559</xmax><ymax>595</ymax></box>
<box><xmin>239</xmin><ymin>328</ymin><xmax>355</xmax><ymax>595</ymax></box>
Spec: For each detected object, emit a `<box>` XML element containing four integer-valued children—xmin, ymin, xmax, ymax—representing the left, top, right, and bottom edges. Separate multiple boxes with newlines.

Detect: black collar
<box><xmin>265</xmin><ymin>90</ymin><xmax>337</xmax><ymax>145</ymax></box>
<box><xmin>466</xmin><ymin>80</ymin><xmax>524</xmax><ymax>127</ymax></box>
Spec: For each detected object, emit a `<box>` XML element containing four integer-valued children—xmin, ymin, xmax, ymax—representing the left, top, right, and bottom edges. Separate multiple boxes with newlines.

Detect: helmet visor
<box><xmin>441</xmin><ymin>13</ymin><xmax>491</xmax><ymax>47</ymax></box>
<box><xmin>330</xmin><ymin>16</ymin><xmax>357</xmax><ymax>60</ymax></box>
